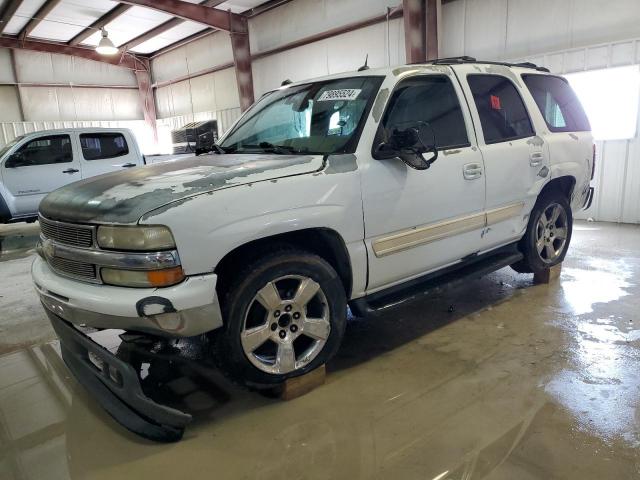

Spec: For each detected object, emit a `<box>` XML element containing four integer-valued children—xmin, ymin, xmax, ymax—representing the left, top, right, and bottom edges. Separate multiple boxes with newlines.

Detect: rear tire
<box><xmin>512</xmin><ymin>189</ymin><xmax>573</xmax><ymax>274</ymax></box>
<box><xmin>214</xmin><ymin>248</ymin><xmax>347</xmax><ymax>386</ymax></box>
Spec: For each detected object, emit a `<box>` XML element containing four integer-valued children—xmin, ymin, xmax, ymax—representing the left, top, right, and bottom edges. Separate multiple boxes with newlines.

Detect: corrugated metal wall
<box><xmin>441</xmin><ymin>0</ymin><xmax>640</xmax><ymax>224</ymax></box>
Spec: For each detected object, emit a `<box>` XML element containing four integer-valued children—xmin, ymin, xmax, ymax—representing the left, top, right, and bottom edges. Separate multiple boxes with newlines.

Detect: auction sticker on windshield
<box><xmin>318</xmin><ymin>89</ymin><xmax>361</xmax><ymax>101</ymax></box>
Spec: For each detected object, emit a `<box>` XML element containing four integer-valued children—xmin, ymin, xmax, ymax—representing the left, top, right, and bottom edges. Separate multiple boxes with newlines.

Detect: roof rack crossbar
<box><xmin>414</xmin><ymin>56</ymin><xmax>550</xmax><ymax>72</ymax></box>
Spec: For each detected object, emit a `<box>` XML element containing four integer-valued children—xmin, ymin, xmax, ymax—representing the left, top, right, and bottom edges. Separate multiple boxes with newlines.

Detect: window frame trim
<box><xmin>370</xmin><ymin>73</ymin><xmax>473</xmax><ymax>160</ymax></box>
<box><xmin>465</xmin><ymin>73</ymin><xmax>537</xmax><ymax>145</ymax></box>
<box><xmin>521</xmin><ymin>73</ymin><xmax>591</xmax><ymax>133</ymax></box>
<box><xmin>79</xmin><ymin>132</ymin><xmax>130</xmax><ymax>161</ymax></box>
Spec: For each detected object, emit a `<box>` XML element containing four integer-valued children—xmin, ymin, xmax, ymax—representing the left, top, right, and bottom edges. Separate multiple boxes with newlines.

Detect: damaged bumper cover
<box><xmin>32</xmin><ymin>256</ymin><xmax>223</xmax><ymax>337</ymax></box>
<box><xmin>47</xmin><ymin>311</ymin><xmax>191</xmax><ymax>441</ymax></box>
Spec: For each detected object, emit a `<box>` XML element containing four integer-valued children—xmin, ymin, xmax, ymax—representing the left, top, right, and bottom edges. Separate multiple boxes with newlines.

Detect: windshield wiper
<box><xmin>255</xmin><ymin>142</ymin><xmax>300</xmax><ymax>154</ymax></box>
<box><xmin>210</xmin><ymin>143</ymin><xmax>228</xmax><ymax>154</ymax></box>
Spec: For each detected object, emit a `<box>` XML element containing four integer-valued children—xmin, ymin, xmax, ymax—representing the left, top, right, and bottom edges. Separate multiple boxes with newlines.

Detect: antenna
<box><xmin>357</xmin><ymin>54</ymin><xmax>369</xmax><ymax>71</ymax></box>
<box><xmin>281</xmin><ymin>79</ymin><xmax>293</xmax><ymax>86</ymax></box>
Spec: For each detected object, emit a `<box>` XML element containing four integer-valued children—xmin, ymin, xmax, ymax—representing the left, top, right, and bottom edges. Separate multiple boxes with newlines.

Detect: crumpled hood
<box><xmin>39</xmin><ymin>153</ymin><xmax>324</xmax><ymax>224</ymax></box>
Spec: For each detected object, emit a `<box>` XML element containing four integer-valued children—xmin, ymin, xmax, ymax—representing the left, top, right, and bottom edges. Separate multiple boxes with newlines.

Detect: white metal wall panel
<box><xmin>0</xmin><ymin>86</ymin><xmax>22</xmax><ymax>121</ymax></box>
<box><xmin>19</xmin><ymin>86</ymin><xmax>142</xmax><ymax>121</ymax></box>
<box><xmin>248</xmin><ymin>0</ymin><xmax>397</xmax><ymax>53</ymax></box>
<box><xmin>13</xmin><ymin>50</ymin><xmax>137</xmax><ymax>86</ymax></box>
<box><xmin>441</xmin><ymin>0</ymin><xmax>640</xmax><ymax>61</ymax></box>
<box><xmin>155</xmin><ymin>67</ymin><xmax>239</xmax><ymax>119</ymax></box>
<box><xmin>252</xmin><ymin>18</ymin><xmax>405</xmax><ymax>97</ymax></box>
<box><xmin>0</xmin><ymin>49</ymin><xmax>15</xmax><ymax>83</ymax></box>
<box><xmin>151</xmin><ymin>32</ymin><xmax>234</xmax><ymax>84</ymax></box>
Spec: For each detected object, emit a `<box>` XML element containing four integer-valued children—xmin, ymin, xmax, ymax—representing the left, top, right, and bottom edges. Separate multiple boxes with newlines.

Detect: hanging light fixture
<box><xmin>96</xmin><ymin>28</ymin><xmax>118</xmax><ymax>56</ymax></box>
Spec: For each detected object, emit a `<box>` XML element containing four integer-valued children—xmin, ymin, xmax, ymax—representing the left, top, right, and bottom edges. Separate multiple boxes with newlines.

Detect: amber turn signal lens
<box><xmin>146</xmin><ymin>267</ymin><xmax>185</xmax><ymax>287</ymax></box>
<box><xmin>101</xmin><ymin>266</ymin><xmax>185</xmax><ymax>288</ymax></box>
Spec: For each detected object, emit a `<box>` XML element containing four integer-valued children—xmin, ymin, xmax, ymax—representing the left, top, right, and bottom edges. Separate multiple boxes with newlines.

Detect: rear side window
<box><xmin>378</xmin><ymin>76</ymin><xmax>469</xmax><ymax>150</ymax></box>
<box><xmin>467</xmin><ymin>75</ymin><xmax>535</xmax><ymax>144</ymax></box>
<box><xmin>522</xmin><ymin>74</ymin><xmax>590</xmax><ymax>132</ymax></box>
<box><xmin>6</xmin><ymin>135</ymin><xmax>72</xmax><ymax>167</ymax></box>
<box><xmin>80</xmin><ymin>133</ymin><xmax>129</xmax><ymax>160</ymax></box>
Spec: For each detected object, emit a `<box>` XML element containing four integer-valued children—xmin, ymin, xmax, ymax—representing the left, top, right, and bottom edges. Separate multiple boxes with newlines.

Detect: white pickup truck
<box><xmin>32</xmin><ymin>58</ymin><xmax>594</xmax><ymax>441</ymax></box>
<box><xmin>0</xmin><ymin>128</ymin><xmax>145</xmax><ymax>223</ymax></box>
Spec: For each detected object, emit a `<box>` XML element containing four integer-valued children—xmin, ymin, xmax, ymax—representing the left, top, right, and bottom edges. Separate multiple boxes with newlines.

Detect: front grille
<box><xmin>40</xmin><ymin>217</ymin><xmax>93</xmax><ymax>248</ymax></box>
<box><xmin>49</xmin><ymin>256</ymin><xmax>97</xmax><ymax>281</ymax></box>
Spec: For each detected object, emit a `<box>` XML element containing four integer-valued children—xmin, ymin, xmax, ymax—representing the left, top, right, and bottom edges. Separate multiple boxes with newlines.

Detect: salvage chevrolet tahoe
<box><xmin>32</xmin><ymin>58</ymin><xmax>594</xmax><ymax>441</ymax></box>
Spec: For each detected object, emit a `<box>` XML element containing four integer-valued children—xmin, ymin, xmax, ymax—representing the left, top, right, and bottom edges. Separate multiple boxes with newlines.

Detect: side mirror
<box><xmin>4</xmin><ymin>152</ymin><xmax>24</xmax><ymax>168</ymax></box>
<box><xmin>375</xmin><ymin>121</ymin><xmax>438</xmax><ymax>170</ymax></box>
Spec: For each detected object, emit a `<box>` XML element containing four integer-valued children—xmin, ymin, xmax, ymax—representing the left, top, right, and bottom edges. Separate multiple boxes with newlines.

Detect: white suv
<box><xmin>31</xmin><ymin>58</ymin><xmax>594</xmax><ymax>440</ymax></box>
<box><xmin>0</xmin><ymin>128</ymin><xmax>144</xmax><ymax>223</ymax></box>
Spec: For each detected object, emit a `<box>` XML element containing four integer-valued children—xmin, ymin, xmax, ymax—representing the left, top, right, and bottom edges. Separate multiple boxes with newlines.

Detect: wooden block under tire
<box><xmin>533</xmin><ymin>263</ymin><xmax>562</xmax><ymax>284</ymax></box>
<box><xmin>280</xmin><ymin>364</ymin><xmax>326</xmax><ymax>400</ymax></box>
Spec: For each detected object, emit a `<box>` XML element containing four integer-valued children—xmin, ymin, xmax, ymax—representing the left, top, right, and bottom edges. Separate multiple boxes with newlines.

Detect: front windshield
<box><xmin>0</xmin><ymin>135</ymin><xmax>24</xmax><ymax>159</ymax></box>
<box><xmin>221</xmin><ymin>76</ymin><xmax>383</xmax><ymax>155</ymax></box>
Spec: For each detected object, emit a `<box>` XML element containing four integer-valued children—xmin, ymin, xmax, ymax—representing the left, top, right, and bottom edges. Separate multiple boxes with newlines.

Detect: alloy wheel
<box><xmin>535</xmin><ymin>202</ymin><xmax>568</xmax><ymax>263</ymax></box>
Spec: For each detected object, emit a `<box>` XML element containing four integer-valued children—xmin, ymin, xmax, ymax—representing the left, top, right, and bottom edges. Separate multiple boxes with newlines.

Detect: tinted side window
<box><xmin>6</xmin><ymin>135</ymin><xmax>72</xmax><ymax>167</ymax></box>
<box><xmin>467</xmin><ymin>75</ymin><xmax>535</xmax><ymax>144</ymax></box>
<box><xmin>522</xmin><ymin>74</ymin><xmax>590</xmax><ymax>132</ymax></box>
<box><xmin>80</xmin><ymin>133</ymin><xmax>129</xmax><ymax>160</ymax></box>
<box><xmin>378</xmin><ymin>76</ymin><xmax>469</xmax><ymax>150</ymax></box>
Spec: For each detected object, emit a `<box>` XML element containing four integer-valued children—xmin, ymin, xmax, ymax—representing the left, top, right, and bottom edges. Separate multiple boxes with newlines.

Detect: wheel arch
<box><xmin>540</xmin><ymin>175</ymin><xmax>576</xmax><ymax>201</ymax></box>
<box><xmin>214</xmin><ymin>227</ymin><xmax>353</xmax><ymax>300</ymax></box>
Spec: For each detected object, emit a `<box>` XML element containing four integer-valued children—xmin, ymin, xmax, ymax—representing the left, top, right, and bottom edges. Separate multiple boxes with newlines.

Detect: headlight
<box><xmin>97</xmin><ymin>225</ymin><xmax>176</xmax><ymax>251</ymax></box>
<box><xmin>101</xmin><ymin>266</ymin><xmax>185</xmax><ymax>288</ymax></box>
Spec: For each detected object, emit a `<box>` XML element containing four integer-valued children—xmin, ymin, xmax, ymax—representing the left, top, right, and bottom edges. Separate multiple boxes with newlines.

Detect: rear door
<box><xmin>78</xmin><ymin>131</ymin><xmax>141</xmax><ymax>178</ymax></box>
<box><xmin>452</xmin><ymin>65</ymin><xmax>550</xmax><ymax>250</ymax></box>
<box><xmin>1</xmin><ymin>134</ymin><xmax>81</xmax><ymax>217</ymax></box>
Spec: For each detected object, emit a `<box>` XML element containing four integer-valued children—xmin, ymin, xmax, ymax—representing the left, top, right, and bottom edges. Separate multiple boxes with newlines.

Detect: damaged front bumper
<box><xmin>47</xmin><ymin>311</ymin><xmax>191</xmax><ymax>441</ymax></box>
<box><xmin>32</xmin><ymin>256</ymin><xmax>223</xmax><ymax>337</ymax></box>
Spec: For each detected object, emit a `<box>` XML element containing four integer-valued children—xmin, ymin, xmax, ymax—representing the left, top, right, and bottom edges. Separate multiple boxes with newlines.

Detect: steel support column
<box><xmin>135</xmin><ymin>60</ymin><xmax>158</xmax><ymax>144</ymax></box>
<box><xmin>230</xmin><ymin>13</ymin><xmax>254</xmax><ymax>111</ymax></box>
<box><xmin>403</xmin><ymin>0</ymin><xmax>439</xmax><ymax>63</ymax></box>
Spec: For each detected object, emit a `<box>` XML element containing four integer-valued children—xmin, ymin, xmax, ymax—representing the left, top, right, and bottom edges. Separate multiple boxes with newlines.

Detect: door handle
<box><xmin>530</xmin><ymin>152</ymin><xmax>544</xmax><ymax>167</ymax></box>
<box><xmin>62</xmin><ymin>168</ymin><xmax>79</xmax><ymax>174</ymax></box>
<box><xmin>121</xmin><ymin>163</ymin><xmax>136</xmax><ymax>168</ymax></box>
<box><xmin>463</xmin><ymin>163</ymin><xmax>483</xmax><ymax>180</ymax></box>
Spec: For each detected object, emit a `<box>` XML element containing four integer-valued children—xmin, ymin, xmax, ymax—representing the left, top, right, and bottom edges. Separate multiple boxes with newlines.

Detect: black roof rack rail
<box><xmin>412</xmin><ymin>56</ymin><xmax>550</xmax><ymax>73</ymax></box>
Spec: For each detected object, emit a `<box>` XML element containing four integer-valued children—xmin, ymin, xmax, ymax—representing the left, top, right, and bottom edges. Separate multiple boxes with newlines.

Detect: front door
<box><xmin>453</xmin><ymin>65</ymin><xmax>550</xmax><ymax>250</ymax></box>
<box><xmin>1</xmin><ymin>134</ymin><xmax>81</xmax><ymax>217</ymax></box>
<box><xmin>361</xmin><ymin>71</ymin><xmax>487</xmax><ymax>292</ymax></box>
<box><xmin>78</xmin><ymin>131</ymin><xmax>140</xmax><ymax>178</ymax></box>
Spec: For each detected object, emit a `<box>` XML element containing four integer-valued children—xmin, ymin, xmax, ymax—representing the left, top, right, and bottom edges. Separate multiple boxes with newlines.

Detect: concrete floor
<box><xmin>0</xmin><ymin>220</ymin><xmax>639</xmax><ymax>479</ymax></box>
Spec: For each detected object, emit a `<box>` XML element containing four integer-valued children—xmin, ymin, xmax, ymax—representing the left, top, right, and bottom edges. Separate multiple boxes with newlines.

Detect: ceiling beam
<box><xmin>68</xmin><ymin>4</ymin><xmax>132</xmax><ymax>46</ymax></box>
<box><xmin>119</xmin><ymin>0</ymin><xmax>225</xmax><ymax>52</ymax></box>
<box><xmin>0</xmin><ymin>35</ymin><xmax>144</xmax><ymax>70</ymax></box>
<box><xmin>18</xmin><ymin>0</ymin><xmax>61</xmax><ymax>39</ymax></box>
<box><xmin>0</xmin><ymin>0</ymin><xmax>24</xmax><ymax>34</ymax></box>
<box><xmin>117</xmin><ymin>0</ymin><xmax>236</xmax><ymax>32</ymax></box>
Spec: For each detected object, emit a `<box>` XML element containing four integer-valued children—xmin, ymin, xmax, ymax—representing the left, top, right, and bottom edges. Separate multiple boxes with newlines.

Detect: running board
<box><xmin>350</xmin><ymin>246</ymin><xmax>523</xmax><ymax>316</ymax></box>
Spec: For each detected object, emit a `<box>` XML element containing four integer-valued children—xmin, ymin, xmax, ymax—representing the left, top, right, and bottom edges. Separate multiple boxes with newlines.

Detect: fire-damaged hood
<box><xmin>39</xmin><ymin>154</ymin><xmax>325</xmax><ymax>224</ymax></box>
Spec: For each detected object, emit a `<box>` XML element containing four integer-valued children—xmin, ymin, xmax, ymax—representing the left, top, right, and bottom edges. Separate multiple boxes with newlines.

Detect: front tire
<box><xmin>215</xmin><ymin>248</ymin><xmax>347</xmax><ymax>386</ymax></box>
<box><xmin>512</xmin><ymin>189</ymin><xmax>573</xmax><ymax>274</ymax></box>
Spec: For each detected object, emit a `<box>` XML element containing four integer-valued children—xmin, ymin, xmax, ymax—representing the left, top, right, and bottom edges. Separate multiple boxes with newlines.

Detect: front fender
<box><xmin>140</xmin><ymin>170</ymin><xmax>365</xmax><ymax>285</ymax></box>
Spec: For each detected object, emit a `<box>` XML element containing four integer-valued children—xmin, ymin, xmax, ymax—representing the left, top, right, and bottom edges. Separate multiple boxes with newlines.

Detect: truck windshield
<box><xmin>0</xmin><ymin>135</ymin><xmax>24</xmax><ymax>159</ymax></box>
<box><xmin>221</xmin><ymin>76</ymin><xmax>383</xmax><ymax>155</ymax></box>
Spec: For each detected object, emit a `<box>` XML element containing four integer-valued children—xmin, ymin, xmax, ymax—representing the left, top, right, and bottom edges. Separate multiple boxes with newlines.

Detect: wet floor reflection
<box><xmin>1</xmin><ymin>221</ymin><xmax>639</xmax><ymax>479</ymax></box>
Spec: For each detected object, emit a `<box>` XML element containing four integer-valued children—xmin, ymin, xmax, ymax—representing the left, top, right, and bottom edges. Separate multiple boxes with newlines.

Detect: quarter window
<box><xmin>467</xmin><ymin>75</ymin><xmax>535</xmax><ymax>144</ymax></box>
<box><xmin>5</xmin><ymin>135</ymin><xmax>72</xmax><ymax>168</ymax></box>
<box><xmin>378</xmin><ymin>76</ymin><xmax>469</xmax><ymax>150</ymax></box>
<box><xmin>522</xmin><ymin>74</ymin><xmax>590</xmax><ymax>132</ymax></box>
<box><xmin>80</xmin><ymin>133</ymin><xmax>129</xmax><ymax>160</ymax></box>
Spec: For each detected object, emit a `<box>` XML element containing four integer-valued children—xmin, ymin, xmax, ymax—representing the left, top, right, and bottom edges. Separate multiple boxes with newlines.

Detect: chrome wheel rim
<box><xmin>241</xmin><ymin>275</ymin><xmax>330</xmax><ymax>375</ymax></box>
<box><xmin>535</xmin><ymin>202</ymin><xmax>568</xmax><ymax>264</ymax></box>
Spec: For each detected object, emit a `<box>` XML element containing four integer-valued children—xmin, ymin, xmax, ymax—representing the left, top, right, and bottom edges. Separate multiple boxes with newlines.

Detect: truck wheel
<box><xmin>512</xmin><ymin>189</ymin><xmax>573</xmax><ymax>274</ymax></box>
<box><xmin>216</xmin><ymin>249</ymin><xmax>347</xmax><ymax>386</ymax></box>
